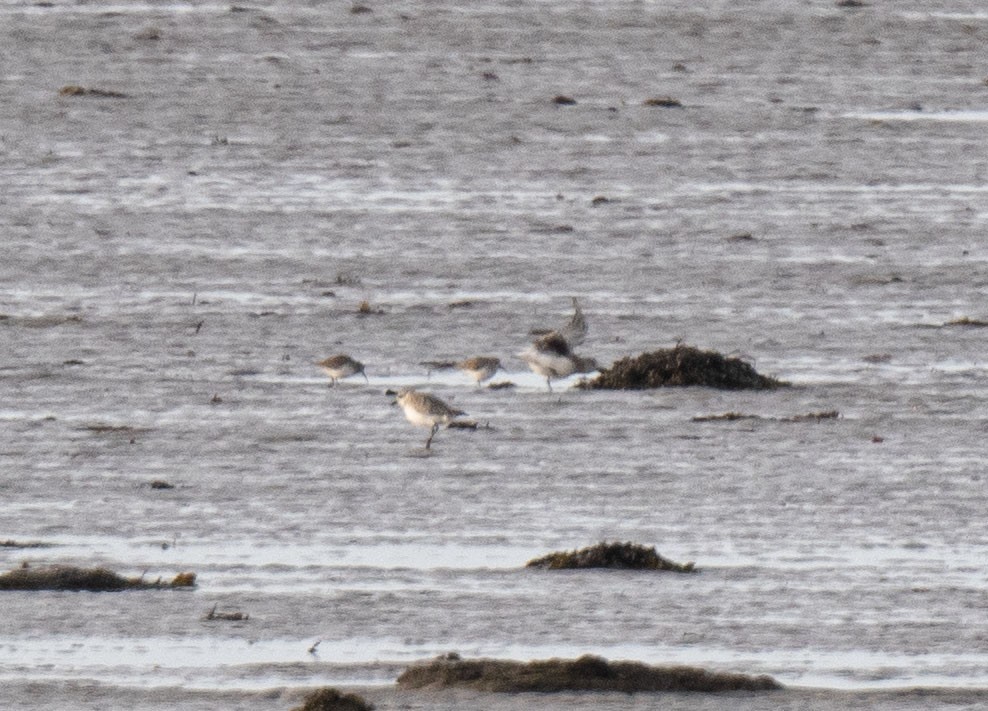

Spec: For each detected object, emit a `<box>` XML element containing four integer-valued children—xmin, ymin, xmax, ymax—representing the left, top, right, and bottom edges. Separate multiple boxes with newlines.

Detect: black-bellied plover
<box><xmin>530</xmin><ymin>297</ymin><xmax>587</xmax><ymax>345</ymax></box>
<box><xmin>520</xmin><ymin>299</ymin><xmax>597</xmax><ymax>391</ymax></box>
<box><xmin>393</xmin><ymin>388</ymin><xmax>465</xmax><ymax>449</ymax></box>
<box><xmin>315</xmin><ymin>354</ymin><xmax>367</xmax><ymax>386</ymax></box>
<box><xmin>559</xmin><ymin>296</ymin><xmax>587</xmax><ymax>346</ymax></box>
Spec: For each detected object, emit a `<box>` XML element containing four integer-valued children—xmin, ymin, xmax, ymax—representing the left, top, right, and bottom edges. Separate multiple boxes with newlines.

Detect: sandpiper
<box><xmin>393</xmin><ymin>388</ymin><xmax>465</xmax><ymax>449</ymax></box>
<box><xmin>456</xmin><ymin>356</ymin><xmax>502</xmax><ymax>386</ymax></box>
<box><xmin>315</xmin><ymin>354</ymin><xmax>367</xmax><ymax>386</ymax></box>
<box><xmin>420</xmin><ymin>356</ymin><xmax>502</xmax><ymax>387</ymax></box>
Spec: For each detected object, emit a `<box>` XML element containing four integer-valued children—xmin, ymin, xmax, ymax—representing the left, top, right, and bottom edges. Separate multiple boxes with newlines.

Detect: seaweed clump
<box><xmin>291</xmin><ymin>687</ymin><xmax>374</xmax><ymax>711</ymax></box>
<box><xmin>0</xmin><ymin>540</ymin><xmax>53</xmax><ymax>549</ymax></box>
<box><xmin>58</xmin><ymin>85</ymin><xmax>128</xmax><ymax>98</ymax></box>
<box><xmin>692</xmin><ymin>410</ymin><xmax>839</xmax><ymax>423</ymax></box>
<box><xmin>580</xmin><ymin>345</ymin><xmax>787</xmax><ymax>391</ymax></box>
<box><xmin>0</xmin><ymin>565</ymin><xmax>196</xmax><ymax>592</ymax></box>
<box><xmin>944</xmin><ymin>316</ymin><xmax>988</xmax><ymax>327</ymax></box>
<box><xmin>526</xmin><ymin>542</ymin><xmax>694</xmax><ymax>573</ymax></box>
<box><xmin>396</xmin><ymin>654</ymin><xmax>781</xmax><ymax>693</ymax></box>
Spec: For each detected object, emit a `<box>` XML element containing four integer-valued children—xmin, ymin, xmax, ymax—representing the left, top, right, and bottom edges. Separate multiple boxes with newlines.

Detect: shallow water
<box><xmin>2</xmin><ymin>1</ymin><xmax>988</xmax><ymax>709</ymax></box>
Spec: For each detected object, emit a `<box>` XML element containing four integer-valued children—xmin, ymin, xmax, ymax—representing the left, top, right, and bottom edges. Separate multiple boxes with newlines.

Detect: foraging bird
<box><xmin>393</xmin><ymin>388</ymin><xmax>465</xmax><ymax>449</ymax></box>
<box><xmin>456</xmin><ymin>356</ymin><xmax>502</xmax><ymax>386</ymax></box>
<box><xmin>520</xmin><ymin>299</ymin><xmax>597</xmax><ymax>391</ymax></box>
<box><xmin>422</xmin><ymin>356</ymin><xmax>502</xmax><ymax>387</ymax></box>
<box><xmin>316</xmin><ymin>354</ymin><xmax>367</xmax><ymax>386</ymax></box>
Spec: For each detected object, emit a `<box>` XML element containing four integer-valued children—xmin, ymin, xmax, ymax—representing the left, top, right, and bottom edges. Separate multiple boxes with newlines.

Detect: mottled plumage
<box><xmin>520</xmin><ymin>299</ymin><xmax>597</xmax><ymax>391</ymax></box>
<box><xmin>455</xmin><ymin>356</ymin><xmax>502</xmax><ymax>386</ymax></box>
<box><xmin>394</xmin><ymin>388</ymin><xmax>465</xmax><ymax>449</ymax></box>
<box><xmin>316</xmin><ymin>354</ymin><xmax>367</xmax><ymax>386</ymax></box>
<box><xmin>420</xmin><ymin>356</ymin><xmax>502</xmax><ymax>387</ymax></box>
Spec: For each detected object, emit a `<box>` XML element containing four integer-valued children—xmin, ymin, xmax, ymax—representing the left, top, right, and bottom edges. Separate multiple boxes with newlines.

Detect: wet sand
<box><xmin>7</xmin><ymin>681</ymin><xmax>988</xmax><ymax>711</ymax></box>
<box><xmin>3</xmin><ymin>0</ymin><xmax>988</xmax><ymax>708</ymax></box>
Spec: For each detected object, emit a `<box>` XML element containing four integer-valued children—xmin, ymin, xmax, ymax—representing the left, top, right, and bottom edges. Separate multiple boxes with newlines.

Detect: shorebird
<box><xmin>393</xmin><ymin>388</ymin><xmax>465</xmax><ymax>449</ymax></box>
<box><xmin>315</xmin><ymin>354</ymin><xmax>367</xmax><ymax>386</ymax></box>
<box><xmin>455</xmin><ymin>356</ymin><xmax>502</xmax><ymax>386</ymax></box>
<box><xmin>530</xmin><ymin>297</ymin><xmax>587</xmax><ymax>345</ymax></box>
<box><xmin>421</xmin><ymin>356</ymin><xmax>502</xmax><ymax>387</ymax></box>
<box><xmin>520</xmin><ymin>332</ymin><xmax>598</xmax><ymax>392</ymax></box>
<box><xmin>520</xmin><ymin>299</ymin><xmax>597</xmax><ymax>391</ymax></box>
<box><xmin>558</xmin><ymin>296</ymin><xmax>587</xmax><ymax>346</ymax></box>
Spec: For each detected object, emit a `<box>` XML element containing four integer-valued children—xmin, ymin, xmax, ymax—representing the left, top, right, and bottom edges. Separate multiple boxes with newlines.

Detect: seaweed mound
<box><xmin>526</xmin><ymin>542</ymin><xmax>694</xmax><ymax>572</ymax></box>
<box><xmin>291</xmin><ymin>687</ymin><xmax>373</xmax><ymax>711</ymax></box>
<box><xmin>0</xmin><ymin>540</ymin><xmax>52</xmax><ymax>549</ymax></box>
<box><xmin>692</xmin><ymin>410</ymin><xmax>839</xmax><ymax>423</ymax></box>
<box><xmin>397</xmin><ymin>654</ymin><xmax>781</xmax><ymax>693</ymax></box>
<box><xmin>0</xmin><ymin>565</ymin><xmax>196</xmax><ymax>591</ymax></box>
<box><xmin>580</xmin><ymin>345</ymin><xmax>787</xmax><ymax>390</ymax></box>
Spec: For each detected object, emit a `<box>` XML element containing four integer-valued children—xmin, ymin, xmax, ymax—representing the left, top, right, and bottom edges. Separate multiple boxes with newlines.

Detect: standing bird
<box><xmin>393</xmin><ymin>388</ymin><xmax>465</xmax><ymax>449</ymax></box>
<box><xmin>520</xmin><ymin>298</ymin><xmax>597</xmax><ymax>392</ymax></box>
<box><xmin>422</xmin><ymin>356</ymin><xmax>502</xmax><ymax>387</ymax></box>
<box><xmin>519</xmin><ymin>332</ymin><xmax>598</xmax><ymax>392</ymax></box>
<box><xmin>455</xmin><ymin>356</ymin><xmax>502</xmax><ymax>387</ymax></box>
<box><xmin>316</xmin><ymin>354</ymin><xmax>368</xmax><ymax>387</ymax></box>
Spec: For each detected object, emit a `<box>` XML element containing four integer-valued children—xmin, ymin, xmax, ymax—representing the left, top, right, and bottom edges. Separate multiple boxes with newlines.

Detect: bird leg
<box><xmin>424</xmin><ymin>423</ymin><xmax>440</xmax><ymax>449</ymax></box>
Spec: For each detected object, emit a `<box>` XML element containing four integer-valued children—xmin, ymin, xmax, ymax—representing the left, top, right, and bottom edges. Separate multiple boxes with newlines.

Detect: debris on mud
<box><xmin>58</xmin><ymin>85</ymin><xmax>128</xmax><ymax>98</ymax></box>
<box><xmin>0</xmin><ymin>540</ymin><xmax>53</xmax><ymax>549</ymax></box>
<box><xmin>785</xmin><ymin>410</ymin><xmax>840</xmax><ymax>422</ymax></box>
<box><xmin>396</xmin><ymin>654</ymin><xmax>782</xmax><ymax>693</ymax></box>
<box><xmin>525</xmin><ymin>542</ymin><xmax>695</xmax><ymax>573</ymax></box>
<box><xmin>691</xmin><ymin>412</ymin><xmax>759</xmax><ymax>422</ymax></box>
<box><xmin>579</xmin><ymin>344</ymin><xmax>788</xmax><ymax>390</ymax></box>
<box><xmin>642</xmin><ymin>96</ymin><xmax>682</xmax><ymax>107</ymax></box>
<box><xmin>149</xmin><ymin>480</ymin><xmax>175</xmax><ymax>490</ymax></box>
<box><xmin>291</xmin><ymin>687</ymin><xmax>374</xmax><ymax>711</ymax></box>
<box><xmin>445</xmin><ymin>419</ymin><xmax>490</xmax><ymax>431</ymax></box>
<box><xmin>944</xmin><ymin>316</ymin><xmax>988</xmax><ymax>327</ymax></box>
<box><xmin>356</xmin><ymin>300</ymin><xmax>384</xmax><ymax>316</ymax></box>
<box><xmin>552</xmin><ymin>94</ymin><xmax>577</xmax><ymax>105</ymax></box>
<box><xmin>134</xmin><ymin>26</ymin><xmax>162</xmax><ymax>41</ymax></box>
<box><xmin>0</xmin><ymin>313</ymin><xmax>83</xmax><ymax>328</ymax></box>
<box><xmin>79</xmin><ymin>423</ymin><xmax>150</xmax><ymax>435</ymax></box>
<box><xmin>727</xmin><ymin>231</ymin><xmax>756</xmax><ymax>242</ymax></box>
<box><xmin>171</xmin><ymin>572</ymin><xmax>197</xmax><ymax>587</ymax></box>
<box><xmin>204</xmin><ymin>604</ymin><xmax>249</xmax><ymax>621</ymax></box>
<box><xmin>692</xmin><ymin>410</ymin><xmax>839</xmax><ymax>423</ymax></box>
<box><xmin>0</xmin><ymin>565</ymin><xmax>196</xmax><ymax>592</ymax></box>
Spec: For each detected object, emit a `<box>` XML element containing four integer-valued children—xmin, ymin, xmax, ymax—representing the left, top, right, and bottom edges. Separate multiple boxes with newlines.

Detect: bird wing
<box><xmin>557</xmin><ymin>297</ymin><xmax>587</xmax><ymax>346</ymax></box>
<box><xmin>532</xmin><ymin>331</ymin><xmax>572</xmax><ymax>357</ymax></box>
